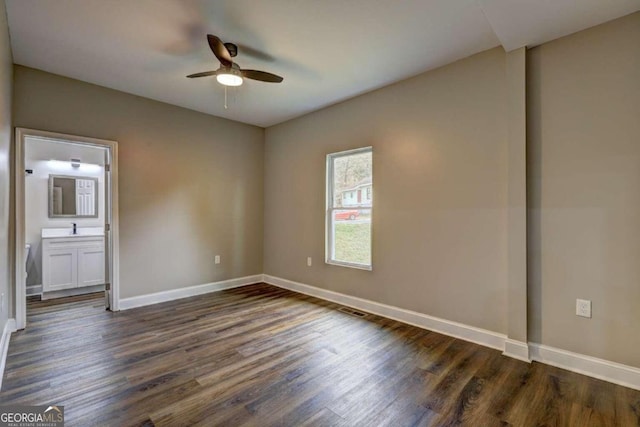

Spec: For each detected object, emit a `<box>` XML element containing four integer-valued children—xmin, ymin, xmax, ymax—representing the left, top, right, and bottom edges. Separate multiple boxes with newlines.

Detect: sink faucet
<box><xmin>72</xmin><ymin>223</ymin><xmax>77</xmax><ymax>235</ymax></box>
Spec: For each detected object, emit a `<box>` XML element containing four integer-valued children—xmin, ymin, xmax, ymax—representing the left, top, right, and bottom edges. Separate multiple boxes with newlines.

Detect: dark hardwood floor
<box><xmin>1</xmin><ymin>284</ymin><xmax>638</xmax><ymax>426</ymax></box>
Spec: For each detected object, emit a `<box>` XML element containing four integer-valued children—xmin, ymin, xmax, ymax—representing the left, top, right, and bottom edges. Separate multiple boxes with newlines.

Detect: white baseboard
<box><xmin>263</xmin><ymin>275</ymin><xmax>640</xmax><ymax>390</ymax></box>
<box><xmin>529</xmin><ymin>343</ymin><xmax>640</xmax><ymax>391</ymax></box>
<box><xmin>59</xmin><ymin>271</ymin><xmax>640</xmax><ymax>392</ymax></box>
<box><xmin>26</xmin><ymin>284</ymin><xmax>42</xmax><ymax>296</ymax></box>
<box><xmin>118</xmin><ymin>275</ymin><xmax>263</xmax><ymax>310</ymax></box>
<box><xmin>263</xmin><ymin>274</ymin><xmax>507</xmax><ymax>351</ymax></box>
<box><xmin>0</xmin><ymin>318</ymin><xmax>17</xmax><ymax>391</ymax></box>
<box><xmin>503</xmin><ymin>339</ymin><xmax>531</xmax><ymax>362</ymax></box>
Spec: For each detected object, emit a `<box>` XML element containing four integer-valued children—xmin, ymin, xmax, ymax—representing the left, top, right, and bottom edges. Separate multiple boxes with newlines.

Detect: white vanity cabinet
<box><xmin>42</xmin><ymin>234</ymin><xmax>105</xmax><ymax>292</ymax></box>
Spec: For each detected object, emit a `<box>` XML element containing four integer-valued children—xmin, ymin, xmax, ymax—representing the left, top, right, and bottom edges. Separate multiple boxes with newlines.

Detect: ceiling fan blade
<box><xmin>240</xmin><ymin>69</ymin><xmax>283</xmax><ymax>83</ymax></box>
<box><xmin>186</xmin><ymin>71</ymin><xmax>217</xmax><ymax>78</ymax></box>
<box><xmin>207</xmin><ymin>34</ymin><xmax>232</xmax><ymax>67</ymax></box>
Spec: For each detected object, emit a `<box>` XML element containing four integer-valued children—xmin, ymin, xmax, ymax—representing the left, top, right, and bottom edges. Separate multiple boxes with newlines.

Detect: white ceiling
<box><xmin>5</xmin><ymin>0</ymin><xmax>639</xmax><ymax>127</ymax></box>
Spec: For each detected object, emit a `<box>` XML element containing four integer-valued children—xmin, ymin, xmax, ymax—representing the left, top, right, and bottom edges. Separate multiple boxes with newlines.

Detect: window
<box><xmin>326</xmin><ymin>147</ymin><xmax>372</xmax><ymax>270</ymax></box>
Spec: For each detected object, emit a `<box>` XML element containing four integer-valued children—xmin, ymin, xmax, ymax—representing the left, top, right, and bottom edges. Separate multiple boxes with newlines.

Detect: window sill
<box><xmin>326</xmin><ymin>260</ymin><xmax>372</xmax><ymax>271</ymax></box>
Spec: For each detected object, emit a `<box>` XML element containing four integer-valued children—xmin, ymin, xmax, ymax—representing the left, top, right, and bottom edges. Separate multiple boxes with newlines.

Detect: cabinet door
<box><xmin>43</xmin><ymin>248</ymin><xmax>78</xmax><ymax>291</ymax></box>
<box><xmin>78</xmin><ymin>246</ymin><xmax>105</xmax><ymax>287</ymax></box>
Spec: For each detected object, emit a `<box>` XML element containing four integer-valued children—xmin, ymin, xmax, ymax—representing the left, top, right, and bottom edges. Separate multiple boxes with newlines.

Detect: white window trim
<box><xmin>325</xmin><ymin>146</ymin><xmax>373</xmax><ymax>270</ymax></box>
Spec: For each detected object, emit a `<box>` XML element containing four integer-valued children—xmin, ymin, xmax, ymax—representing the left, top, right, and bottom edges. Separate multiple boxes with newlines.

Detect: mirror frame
<box><xmin>48</xmin><ymin>174</ymin><xmax>99</xmax><ymax>218</ymax></box>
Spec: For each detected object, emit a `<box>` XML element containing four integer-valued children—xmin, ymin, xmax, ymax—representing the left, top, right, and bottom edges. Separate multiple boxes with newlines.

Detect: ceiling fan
<box><xmin>187</xmin><ymin>35</ymin><xmax>283</xmax><ymax>87</ymax></box>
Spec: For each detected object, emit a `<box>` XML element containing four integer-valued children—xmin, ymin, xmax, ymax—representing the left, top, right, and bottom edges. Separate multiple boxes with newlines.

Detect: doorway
<box><xmin>14</xmin><ymin>128</ymin><xmax>120</xmax><ymax>330</ymax></box>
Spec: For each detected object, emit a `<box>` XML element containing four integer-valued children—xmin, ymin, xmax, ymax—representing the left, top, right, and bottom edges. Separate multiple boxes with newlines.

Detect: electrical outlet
<box><xmin>576</xmin><ymin>299</ymin><xmax>591</xmax><ymax>318</ymax></box>
<box><xmin>307</xmin><ymin>257</ymin><xmax>312</xmax><ymax>267</ymax></box>
<box><xmin>215</xmin><ymin>255</ymin><xmax>220</xmax><ymax>264</ymax></box>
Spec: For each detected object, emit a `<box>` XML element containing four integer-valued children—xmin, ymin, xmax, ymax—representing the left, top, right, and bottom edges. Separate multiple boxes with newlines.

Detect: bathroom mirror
<box><xmin>48</xmin><ymin>175</ymin><xmax>99</xmax><ymax>218</ymax></box>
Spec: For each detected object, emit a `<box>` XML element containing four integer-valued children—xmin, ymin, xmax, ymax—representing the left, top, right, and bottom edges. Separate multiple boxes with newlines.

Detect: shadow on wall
<box><xmin>26</xmin><ymin>243</ymin><xmax>40</xmax><ymax>287</ymax></box>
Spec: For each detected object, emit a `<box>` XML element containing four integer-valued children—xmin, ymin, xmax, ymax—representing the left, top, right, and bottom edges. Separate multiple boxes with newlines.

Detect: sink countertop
<box><xmin>41</xmin><ymin>227</ymin><xmax>104</xmax><ymax>238</ymax></box>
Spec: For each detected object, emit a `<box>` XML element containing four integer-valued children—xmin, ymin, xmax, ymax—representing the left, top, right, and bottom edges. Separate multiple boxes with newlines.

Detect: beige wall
<box><xmin>528</xmin><ymin>12</ymin><xmax>640</xmax><ymax>367</ymax></box>
<box><xmin>0</xmin><ymin>0</ymin><xmax>12</xmax><ymax>329</ymax></box>
<box><xmin>265</xmin><ymin>47</ymin><xmax>509</xmax><ymax>334</ymax></box>
<box><xmin>13</xmin><ymin>66</ymin><xmax>264</xmax><ymax>299</ymax></box>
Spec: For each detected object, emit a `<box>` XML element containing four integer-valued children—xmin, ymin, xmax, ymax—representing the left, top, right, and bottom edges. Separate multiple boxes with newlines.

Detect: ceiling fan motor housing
<box><xmin>224</xmin><ymin>42</ymin><xmax>238</xmax><ymax>57</ymax></box>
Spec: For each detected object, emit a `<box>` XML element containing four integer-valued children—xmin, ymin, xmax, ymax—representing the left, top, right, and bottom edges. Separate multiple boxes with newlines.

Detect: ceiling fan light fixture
<box><xmin>216</xmin><ymin>70</ymin><xmax>243</xmax><ymax>87</ymax></box>
<box><xmin>187</xmin><ymin>35</ymin><xmax>283</xmax><ymax>86</ymax></box>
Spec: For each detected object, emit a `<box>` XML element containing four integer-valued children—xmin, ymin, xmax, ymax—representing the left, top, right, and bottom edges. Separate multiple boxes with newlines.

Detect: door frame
<box><xmin>14</xmin><ymin>128</ymin><xmax>120</xmax><ymax>329</ymax></box>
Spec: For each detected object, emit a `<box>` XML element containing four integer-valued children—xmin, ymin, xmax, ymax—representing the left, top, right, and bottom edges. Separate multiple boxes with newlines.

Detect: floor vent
<box><xmin>338</xmin><ymin>306</ymin><xmax>368</xmax><ymax>318</ymax></box>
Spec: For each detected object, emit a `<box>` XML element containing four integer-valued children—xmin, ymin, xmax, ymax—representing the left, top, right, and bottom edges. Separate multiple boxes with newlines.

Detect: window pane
<box><xmin>332</xmin><ymin>151</ymin><xmax>372</xmax><ymax>208</ymax></box>
<box><xmin>327</xmin><ymin>147</ymin><xmax>372</xmax><ymax>269</ymax></box>
<box><xmin>332</xmin><ymin>208</ymin><xmax>371</xmax><ymax>266</ymax></box>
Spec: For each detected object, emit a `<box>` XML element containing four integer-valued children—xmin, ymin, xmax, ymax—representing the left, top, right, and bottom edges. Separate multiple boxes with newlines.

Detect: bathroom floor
<box><xmin>25</xmin><ymin>291</ymin><xmax>104</xmax><ymax>312</ymax></box>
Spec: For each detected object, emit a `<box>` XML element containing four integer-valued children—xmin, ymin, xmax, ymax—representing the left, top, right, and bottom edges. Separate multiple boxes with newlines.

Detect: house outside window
<box><xmin>326</xmin><ymin>147</ymin><xmax>372</xmax><ymax>270</ymax></box>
